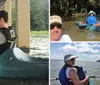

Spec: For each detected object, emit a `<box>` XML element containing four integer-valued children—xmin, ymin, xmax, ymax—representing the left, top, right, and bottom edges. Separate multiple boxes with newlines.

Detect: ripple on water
<box><xmin>30</xmin><ymin>36</ymin><xmax>49</xmax><ymax>58</ymax></box>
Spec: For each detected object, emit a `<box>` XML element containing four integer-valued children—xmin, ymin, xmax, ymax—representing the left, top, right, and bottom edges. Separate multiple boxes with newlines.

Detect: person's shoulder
<box><xmin>60</xmin><ymin>34</ymin><xmax>72</xmax><ymax>42</ymax></box>
<box><xmin>69</xmin><ymin>67</ymin><xmax>77</xmax><ymax>74</ymax></box>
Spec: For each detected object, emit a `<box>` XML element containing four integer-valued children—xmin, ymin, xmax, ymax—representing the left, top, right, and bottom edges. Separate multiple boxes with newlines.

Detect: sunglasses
<box><xmin>70</xmin><ymin>58</ymin><xmax>75</xmax><ymax>61</ymax></box>
<box><xmin>50</xmin><ymin>24</ymin><xmax>62</xmax><ymax>30</ymax></box>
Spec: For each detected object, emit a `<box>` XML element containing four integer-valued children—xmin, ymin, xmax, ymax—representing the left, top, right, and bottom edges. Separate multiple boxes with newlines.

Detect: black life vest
<box><xmin>59</xmin><ymin>64</ymin><xmax>86</xmax><ymax>85</ymax></box>
<box><xmin>0</xmin><ymin>27</ymin><xmax>17</xmax><ymax>54</ymax></box>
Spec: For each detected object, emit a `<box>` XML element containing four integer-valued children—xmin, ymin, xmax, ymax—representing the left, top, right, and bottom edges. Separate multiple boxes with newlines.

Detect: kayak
<box><xmin>89</xmin><ymin>79</ymin><xmax>96</xmax><ymax>85</ymax></box>
<box><xmin>75</xmin><ymin>21</ymin><xmax>88</xmax><ymax>27</ymax></box>
<box><xmin>0</xmin><ymin>48</ymin><xmax>48</xmax><ymax>79</ymax></box>
<box><xmin>75</xmin><ymin>21</ymin><xmax>96</xmax><ymax>31</ymax></box>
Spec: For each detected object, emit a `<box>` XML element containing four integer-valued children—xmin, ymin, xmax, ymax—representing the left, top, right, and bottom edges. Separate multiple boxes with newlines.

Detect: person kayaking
<box><xmin>0</xmin><ymin>10</ymin><xmax>17</xmax><ymax>54</ymax></box>
<box><xmin>86</xmin><ymin>10</ymin><xmax>100</xmax><ymax>32</ymax></box>
<box><xmin>87</xmin><ymin>10</ymin><xmax>97</xmax><ymax>26</ymax></box>
<box><xmin>59</xmin><ymin>54</ymin><xmax>89</xmax><ymax>85</ymax></box>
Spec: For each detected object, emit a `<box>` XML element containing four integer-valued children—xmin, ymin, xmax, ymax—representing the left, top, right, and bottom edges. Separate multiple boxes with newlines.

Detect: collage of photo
<box><xmin>0</xmin><ymin>0</ymin><xmax>100</xmax><ymax>85</ymax></box>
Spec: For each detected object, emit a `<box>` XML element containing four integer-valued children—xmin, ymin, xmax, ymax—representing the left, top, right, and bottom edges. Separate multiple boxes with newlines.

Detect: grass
<box><xmin>30</xmin><ymin>31</ymin><xmax>49</xmax><ymax>36</ymax></box>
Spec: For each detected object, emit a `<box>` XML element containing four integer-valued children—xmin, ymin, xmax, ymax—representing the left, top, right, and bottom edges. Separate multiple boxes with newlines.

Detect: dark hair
<box><xmin>0</xmin><ymin>10</ymin><xmax>8</xmax><ymax>23</ymax></box>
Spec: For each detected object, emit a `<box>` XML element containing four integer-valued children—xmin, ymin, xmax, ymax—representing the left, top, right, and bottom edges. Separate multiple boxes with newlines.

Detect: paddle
<box><xmin>84</xmin><ymin>24</ymin><xmax>100</xmax><ymax>40</ymax></box>
<box><xmin>50</xmin><ymin>78</ymin><xmax>59</xmax><ymax>80</ymax></box>
<box><xmin>50</xmin><ymin>76</ymin><xmax>100</xmax><ymax>80</ymax></box>
<box><xmin>89</xmin><ymin>76</ymin><xmax>100</xmax><ymax>78</ymax></box>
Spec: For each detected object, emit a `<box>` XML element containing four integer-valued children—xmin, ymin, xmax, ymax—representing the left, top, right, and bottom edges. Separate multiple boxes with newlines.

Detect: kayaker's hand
<box><xmin>85</xmin><ymin>76</ymin><xmax>89</xmax><ymax>81</ymax></box>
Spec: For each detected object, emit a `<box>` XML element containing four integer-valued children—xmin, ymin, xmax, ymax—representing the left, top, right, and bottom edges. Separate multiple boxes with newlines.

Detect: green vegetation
<box><xmin>51</xmin><ymin>0</ymin><xmax>98</xmax><ymax>20</ymax></box>
<box><xmin>11</xmin><ymin>0</ymin><xmax>49</xmax><ymax>31</ymax></box>
<box><xmin>30</xmin><ymin>0</ymin><xmax>49</xmax><ymax>31</ymax></box>
<box><xmin>30</xmin><ymin>31</ymin><xmax>48</xmax><ymax>36</ymax></box>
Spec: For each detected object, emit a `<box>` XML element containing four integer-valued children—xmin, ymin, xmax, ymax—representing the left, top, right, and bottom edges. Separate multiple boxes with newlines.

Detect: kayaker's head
<box><xmin>50</xmin><ymin>15</ymin><xmax>63</xmax><ymax>41</ymax></box>
<box><xmin>0</xmin><ymin>10</ymin><xmax>8</xmax><ymax>28</ymax></box>
<box><xmin>64</xmin><ymin>54</ymin><xmax>77</xmax><ymax>66</ymax></box>
<box><xmin>88</xmin><ymin>10</ymin><xmax>96</xmax><ymax>16</ymax></box>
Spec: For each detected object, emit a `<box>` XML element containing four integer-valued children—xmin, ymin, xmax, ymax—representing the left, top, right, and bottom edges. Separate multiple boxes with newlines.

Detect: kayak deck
<box><xmin>0</xmin><ymin>48</ymin><xmax>48</xmax><ymax>79</ymax></box>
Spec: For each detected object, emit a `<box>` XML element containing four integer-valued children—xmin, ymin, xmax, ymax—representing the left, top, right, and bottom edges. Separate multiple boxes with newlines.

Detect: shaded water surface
<box><xmin>63</xmin><ymin>21</ymin><xmax>100</xmax><ymax>41</ymax></box>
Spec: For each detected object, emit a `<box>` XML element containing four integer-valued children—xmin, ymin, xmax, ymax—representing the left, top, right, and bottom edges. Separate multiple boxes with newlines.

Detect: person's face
<box><xmin>50</xmin><ymin>23</ymin><xmax>62</xmax><ymax>41</ymax></box>
<box><xmin>90</xmin><ymin>13</ymin><xmax>94</xmax><ymax>16</ymax></box>
<box><xmin>67</xmin><ymin>58</ymin><xmax>76</xmax><ymax>66</ymax></box>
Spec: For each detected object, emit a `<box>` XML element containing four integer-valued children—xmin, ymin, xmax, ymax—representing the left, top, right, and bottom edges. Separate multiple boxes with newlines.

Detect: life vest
<box><xmin>0</xmin><ymin>27</ymin><xmax>17</xmax><ymax>54</ymax></box>
<box><xmin>59</xmin><ymin>64</ymin><xmax>86</xmax><ymax>85</ymax></box>
<box><xmin>3</xmin><ymin>26</ymin><xmax>17</xmax><ymax>47</ymax></box>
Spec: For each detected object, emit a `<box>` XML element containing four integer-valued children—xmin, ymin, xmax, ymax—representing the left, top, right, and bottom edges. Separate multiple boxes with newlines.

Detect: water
<box><xmin>30</xmin><ymin>35</ymin><xmax>49</xmax><ymax>58</ymax></box>
<box><xmin>50</xmin><ymin>59</ymin><xmax>100</xmax><ymax>85</ymax></box>
<box><xmin>63</xmin><ymin>21</ymin><xmax>100</xmax><ymax>41</ymax></box>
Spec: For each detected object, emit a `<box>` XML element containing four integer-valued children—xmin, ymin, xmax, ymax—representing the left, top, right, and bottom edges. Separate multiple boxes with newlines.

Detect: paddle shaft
<box><xmin>89</xmin><ymin>76</ymin><xmax>100</xmax><ymax>78</ymax></box>
<box><xmin>51</xmin><ymin>76</ymin><xmax>100</xmax><ymax>80</ymax></box>
<box><xmin>50</xmin><ymin>78</ymin><xmax>59</xmax><ymax>80</ymax></box>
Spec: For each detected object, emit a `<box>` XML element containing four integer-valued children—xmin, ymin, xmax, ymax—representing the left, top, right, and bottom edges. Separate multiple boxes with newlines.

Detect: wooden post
<box><xmin>4</xmin><ymin>0</ymin><xmax>11</xmax><ymax>26</ymax></box>
<box><xmin>16</xmin><ymin>0</ymin><xmax>30</xmax><ymax>52</ymax></box>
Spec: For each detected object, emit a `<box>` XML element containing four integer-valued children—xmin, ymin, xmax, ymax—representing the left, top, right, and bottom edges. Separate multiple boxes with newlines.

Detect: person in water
<box><xmin>50</xmin><ymin>15</ymin><xmax>72</xmax><ymax>42</ymax></box>
<box><xmin>0</xmin><ymin>10</ymin><xmax>17</xmax><ymax>54</ymax></box>
<box><xmin>59</xmin><ymin>54</ymin><xmax>89</xmax><ymax>85</ymax></box>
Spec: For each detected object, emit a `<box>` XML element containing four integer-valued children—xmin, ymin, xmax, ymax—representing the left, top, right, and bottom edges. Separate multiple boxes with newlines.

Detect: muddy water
<box><xmin>63</xmin><ymin>21</ymin><xmax>100</xmax><ymax>41</ymax></box>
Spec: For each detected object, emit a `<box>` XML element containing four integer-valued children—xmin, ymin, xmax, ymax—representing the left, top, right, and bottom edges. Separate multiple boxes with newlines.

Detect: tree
<box><xmin>11</xmin><ymin>0</ymin><xmax>49</xmax><ymax>31</ymax></box>
<box><xmin>50</xmin><ymin>0</ymin><xmax>91</xmax><ymax>19</ymax></box>
<box><xmin>30</xmin><ymin>0</ymin><xmax>48</xmax><ymax>31</ymax></box>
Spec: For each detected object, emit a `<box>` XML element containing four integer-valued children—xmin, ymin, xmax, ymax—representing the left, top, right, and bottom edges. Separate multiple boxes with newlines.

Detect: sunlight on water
<box><xmin>30</xmin><ymin>36</ymin><xmax>49</xmax><ymax>58</ymax></box>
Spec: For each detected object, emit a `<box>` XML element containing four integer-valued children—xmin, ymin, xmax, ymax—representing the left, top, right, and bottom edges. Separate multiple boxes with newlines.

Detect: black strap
<box><xmin>61</xmin><ymin>84</ymin><xmax>66</xmax><ymax>85</ymax></box>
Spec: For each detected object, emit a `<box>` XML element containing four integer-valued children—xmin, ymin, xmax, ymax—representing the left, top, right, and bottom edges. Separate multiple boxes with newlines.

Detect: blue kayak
<box><xmin>75</xmin><ymin>21</ymin><xmax>96</xmax><ymax>31</ymax></box>
<box><xmin>0</xmin><ymin>48</ymin><xmax>48</xmax><ymax>79</ymax></box>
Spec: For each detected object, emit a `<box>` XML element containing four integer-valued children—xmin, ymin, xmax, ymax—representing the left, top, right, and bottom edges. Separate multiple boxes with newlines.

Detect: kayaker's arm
<box><xmin>69</xmin><ymin>68</ymin><xmax>89</xmax><ymax>85</ymax></box>
<box><xmin>94</xmin><ymin>22</ymin><xmax>100</xmax><ymax>26</ymax></box>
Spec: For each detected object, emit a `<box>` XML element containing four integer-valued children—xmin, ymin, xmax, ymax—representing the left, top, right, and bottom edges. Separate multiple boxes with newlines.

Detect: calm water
<box><xmin>50</xmin><ymin>59</ymin><xmax>100</xmax><ymax>85</ymax></box>
<box><xmin>63</xmin><ymin>21</ymin><xmax>100</xmax><ymax>41</ymax></box>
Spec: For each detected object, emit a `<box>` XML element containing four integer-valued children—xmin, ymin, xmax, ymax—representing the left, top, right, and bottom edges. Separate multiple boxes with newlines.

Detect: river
<box><xmin>63</xmin><ymin>21</ymin><xmax>100</xmax><ymax>41</ymax></box>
